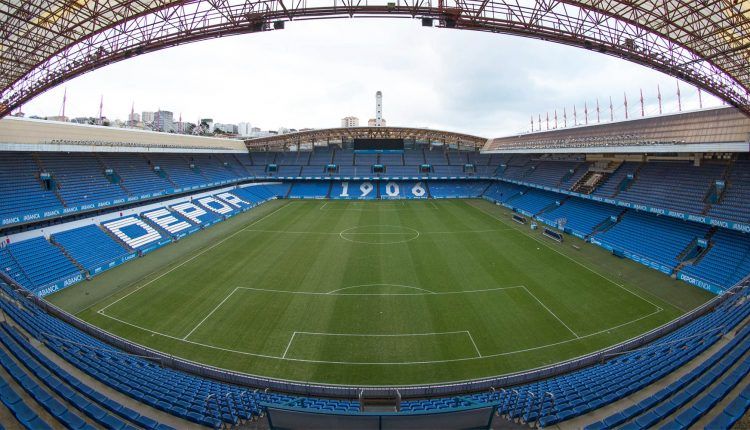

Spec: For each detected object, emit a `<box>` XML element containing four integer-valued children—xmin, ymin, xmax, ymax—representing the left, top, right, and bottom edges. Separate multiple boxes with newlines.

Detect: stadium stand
<box><xmin>354</xmin><ymin>152</ymin><xmax>377</xmax><ymax>166</ymax></box>
<box><xmin>378</xmin><ymin>181</ymin><xmax>428</xmax><ymax>199</ymax></box>
<box><xmin>616</xmin><ymin>161</ymin><xmax>726</xmax><ymax>215</ymax></box>
<box><xmin>705</xmin><ymin>384</ymin><xmax>750</xmax><ymax>429</ymax></box>
<box><xmin>236</xmin><ymin>183</ymin><xmax>290</xmax><ymax>202</ymax></box>
<box><xmin>483</xmin><ymin>182</ymin><xmax>528</xmax><ymax>203</ymax></box>
<box><xmin>592</xmin><ymin>211</ymin><xmax>710</xmax><ymax>274</ymax></box>
<box><xmin>536</xmin><ymin>197</ymin><xmax>624</xmax><ymax>238</ymax></box>
<box><xmin>0</xmin><ymin>237</ymin><xmax>83</xmax><ymax>293</ymax></box>
<box><xmin>0</xmin><ymin>152</ymin><xmax>62</xmax><ymax>220</ymax></box>
<box><xmin>504</xmin><ymin>189</ymin><xmax>561</xmax><ymax>216</ymax></box>
<box><xmin>0</xmin><ymin>372</ymin><xmax>57</xmax><ymax>429</ymax></box>
<box><xmin>0</xmin><ymin>322</ymin><xmax>145</xmax><ymax>429</ymax></box>
<box><xmin>379</xmin><ymin>152</ymin><xmax>404</xmax><ymax>166</ymax></box>
<box><xmin>432</xmin><ymin>165</ymin><xmax>466</xmax><ymax>176</ymax></box>
<box><xmin>102</xmin><ymin>216</ymin><xmax>166</xmax><ymax>251</ymax></box>
<box><xmin>145</xmin><ymin>154</ymin><xmax>207</xmax><ymax>189</ymax></box>
<box><xmin>188</xmin><ymin>154</ymin><xmax>240</xmax><ymax>183</ymax></box>
<box><xmin>384</xmin><ymin>164</ymin><xmax>419</xmax><ymax>176</ymax></box>
<box><xmin>4</xmin><ymin>151</ymin><xmax>750</xmax><ymax>239</ymax></box>
<box><xmin>424</xmin><ymin>149</ymin><xmax>449</xmax><ymax>165</ymax></box>
<box><xmin>99</xmin><ymin>153</ymin><xmax>173</xmax><ymax>197</ymax></box>
<box><xmin>521</xmin><ymin>160</ymin><xmax>584</xmax><ymax>188</ymax></box>
<box><xmin>679</xmin><ymin>229</ymin><xmax>750</xmax><ymax>291</ymax></box>
<box><xmin>51</xmin><ymin>225</ymin><xmax>132</xmax><ymax>273</ymax></box>
<box><xmin>330</xmin><ymin>181</ymin><xmax>378</xmax><ymax>199</ymax></box>
<box><xmin>141</xmin><ymin>208</ymin><xmax>198</xmax><ymax>238</ymax></box>
<box><xmin>428</xmin><ymin>180</ymin><xmax>489</xmax><ymax>198</ymax></box>
<box><xmin>168</xmin><ymin>202</ymin><xmax>223</xmax><ymax>227</ymax></box>
<box><xmin>36</xmin><ymin>152</ymin><xmax>129</xmax><ymax>206</ymax></box>
<box><xmin>591</xmin><ymin>161</ymin><xmax>642</xmax><ymax>198</ymax></box>
<box><xmin>403</xmin><ymin>148</ymin><xmax>426</xmax><ymax>165</ymax></box>
<box><xmin>707</xmin><ymin>160</ymin><xmax>750</xmax><ymax>223</ymax></box>
<box><xmin>587</xmin><ymin>324</ymin><xmax>750</xmax><ymax>429</ymax></box>
<box><xmin>288</xmin><ymin>181</ymin><xmax>330</xmax><ymax>198</ymax></box>
<box><xmin>0</xmin><ymin>247</ymin><xmax>32</xmax><ymax>291</ymax></box>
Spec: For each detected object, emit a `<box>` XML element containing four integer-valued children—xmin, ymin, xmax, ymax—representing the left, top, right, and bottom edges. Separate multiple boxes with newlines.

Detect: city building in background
<box><xmin>341</xmin><ymin>116</ymin><xmax>359</xmax><ymax>127</ymax></box>
<box><xmin>141</xmin><ymin>111</ymin><xmax>155</xmax><ymax>124</ymax></box>
<box><xmin>153</xmin><ymin>110</ymin><xmax>174</xmax><ymax>133</ymax></box>
<box><xmin>238</xmin><ymin>122</ymin><xmax>253</xmax><ymax>136</ymax></box>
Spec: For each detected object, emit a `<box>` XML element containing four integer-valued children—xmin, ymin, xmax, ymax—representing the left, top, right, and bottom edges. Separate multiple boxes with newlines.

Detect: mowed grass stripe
<box><xmin>56</xmin><ymin>199</ymin><xmax>713</xmax><ymax>385</ymax></box>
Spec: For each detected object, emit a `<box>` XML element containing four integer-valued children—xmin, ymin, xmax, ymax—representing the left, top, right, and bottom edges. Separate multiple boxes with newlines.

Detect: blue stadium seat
<box><xmin>52</xmin><ymin>225</ymin><xmax>131</xmax><ymax>273</ymax></box>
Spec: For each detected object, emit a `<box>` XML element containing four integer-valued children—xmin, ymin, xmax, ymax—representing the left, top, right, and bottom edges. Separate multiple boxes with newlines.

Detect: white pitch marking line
<box><xmin>292</xmin><ymin>330</ymin><xmax>470</xmax><ymax>337</ymax></box>
<box><xmin>98</xmin><ymin>202</ymin><xmax>290</xmax><ymax>314</ymax></box>
<box><xmin>282</xmin><ymin>332</ymin><xmax>297</xmax><ymax>358</ymax></box>
<box><xmin>521</xmin><ymin>287</ymin><xmax>580</xmax><ymax>339</ymax></box>
<box><xmin>97</xmin><ymin>306</ymin><xmax>663</xmax><ymax>365</ymax></box>
<box><xmin>231</xmin><ymin>285</ymin><xmax>523</xmax><ymax>296</ymax></box>
<box><xmin>470</xmin><ymin>202</ymin><xmax>664</xmax><ymax>313</ymax></box>
<box><xmin>466</xmin><ymin>331</ymin><xmax>482</xmax><ymax>358</ymax></box>
<box><xmin>326</xmin><ymin>284</ymin><xmax>436</xmax><ymax>294</ymax></box>
<box><xmin>242</xmin><ymin>228</ymin><xmax>513</xmax><ymax>235</ymax></box>
<box><xmin>182</xmin><ymin>288</ymin><xmax>239</xmax><ymax>340</ymax></box>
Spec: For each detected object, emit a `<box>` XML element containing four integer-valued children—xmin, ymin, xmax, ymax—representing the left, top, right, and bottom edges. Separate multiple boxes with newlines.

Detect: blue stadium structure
<box><xmin>0</xmin><ymin>113</ymin><xmax>749</xmax><ymax>429</ymax></box>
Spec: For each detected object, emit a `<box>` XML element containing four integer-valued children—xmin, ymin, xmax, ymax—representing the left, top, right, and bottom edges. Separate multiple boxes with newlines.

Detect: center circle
<box><xmin>339</xmin><ymin>225</ymin><xmax>420</xmax><ymax>245</ymax></box>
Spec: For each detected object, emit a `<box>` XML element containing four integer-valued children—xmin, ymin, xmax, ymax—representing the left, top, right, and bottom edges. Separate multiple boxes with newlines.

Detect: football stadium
<box><xmin>1</xmin><ymin>2</ymin><xmax>750</xmax><ymax>430</ymax></box>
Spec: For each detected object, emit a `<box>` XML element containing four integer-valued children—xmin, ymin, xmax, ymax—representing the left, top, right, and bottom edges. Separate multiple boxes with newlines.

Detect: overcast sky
<box><xmin>20</xmin><ymin>18</ymin><xmax>722</xmax><ymax>137</ymax></box>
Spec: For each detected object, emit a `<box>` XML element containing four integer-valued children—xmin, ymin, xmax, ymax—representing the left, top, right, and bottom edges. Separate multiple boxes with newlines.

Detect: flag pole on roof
<box><xmin>640</xmin><ymin>89</ymin><xmax>645</xmax><ymax>117</ymax></box>
<box><xmin>596</xmin><ymin>98</ymin><xmax>600</xmax><ymax>123</ymax></box>
<box><xmin>657</xmin><ymin>85</ymin><xmax>663</xmax><ymax>115</ymax></box>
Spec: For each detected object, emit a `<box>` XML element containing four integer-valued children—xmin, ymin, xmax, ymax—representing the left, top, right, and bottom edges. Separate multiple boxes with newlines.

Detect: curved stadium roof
<box><xmin>0</xmin><ymin>0</ymin><xmax>748</xmax><ymax>119</ymax></box>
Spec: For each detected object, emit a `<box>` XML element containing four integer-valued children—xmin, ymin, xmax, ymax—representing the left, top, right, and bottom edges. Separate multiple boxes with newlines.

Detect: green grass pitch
<box><xmin>50</xmin><ymin>199</ymin><xmax>713</xmax><ymax>385</ymax></box>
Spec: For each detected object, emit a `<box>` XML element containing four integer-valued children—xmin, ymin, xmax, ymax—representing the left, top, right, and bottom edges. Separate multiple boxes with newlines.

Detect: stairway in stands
<box><xmin>95</xmin><ymin>153</ymin><xmax>132</xmax><ymax>196</ymax></box>
<box><xmin>571</xmin><ymin>160</ymin><xmax>622</xmax><ymax>194</ymax></box>
<box><xmin>32</xmin><ymin>153</ymin><xmax>67</xmax><ymax>207</ymax></box>
<box><xmin>673</xmin><ymin>227</ymin><xmax>719</xmax><ymax>275</ymax></box>
<box><xmin>702</xmin><ymin>159</ymin><xmax>734</xmax><ymax>215</ymax></box>
<box><xmin>612</xmin><ymin>162</ymin><xmax>644</xmax><ymax>198</ymax></box>
<box><xmin>585</xmin><ymin>209</ymin><xmax>627</xmax><ymax>240</ymax></box>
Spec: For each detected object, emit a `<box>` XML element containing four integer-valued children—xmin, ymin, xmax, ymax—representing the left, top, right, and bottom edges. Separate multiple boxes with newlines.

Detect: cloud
<box><xmin>21</xmin><ymin>18</ymin><xmax>722</xmax><ymax>137</ymax></box>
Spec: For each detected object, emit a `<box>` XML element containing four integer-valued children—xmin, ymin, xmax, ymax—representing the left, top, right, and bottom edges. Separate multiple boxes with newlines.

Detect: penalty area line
<box><xmin>182</xmin><ymin>288</ymin><xmax>239</xmax><ymax>340</ymax></box>
<box><xmin>95</xmin><ymin>306</ymin><xmax>662</xmax><ymax>365</ymax></box>
<box><xmin>521</xmin><ymin>286</ymin><xmax>580</xmax><ymax>339</ymax></box>
<box><xmin>466</xmin><ymin>331</ymin><xmax>482</xmax><ymax>358</ymax></box>
<box><xmin>283</xmin><ymin>332</ymin><xmax>297</xmax><ymax>358</ymax></box>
